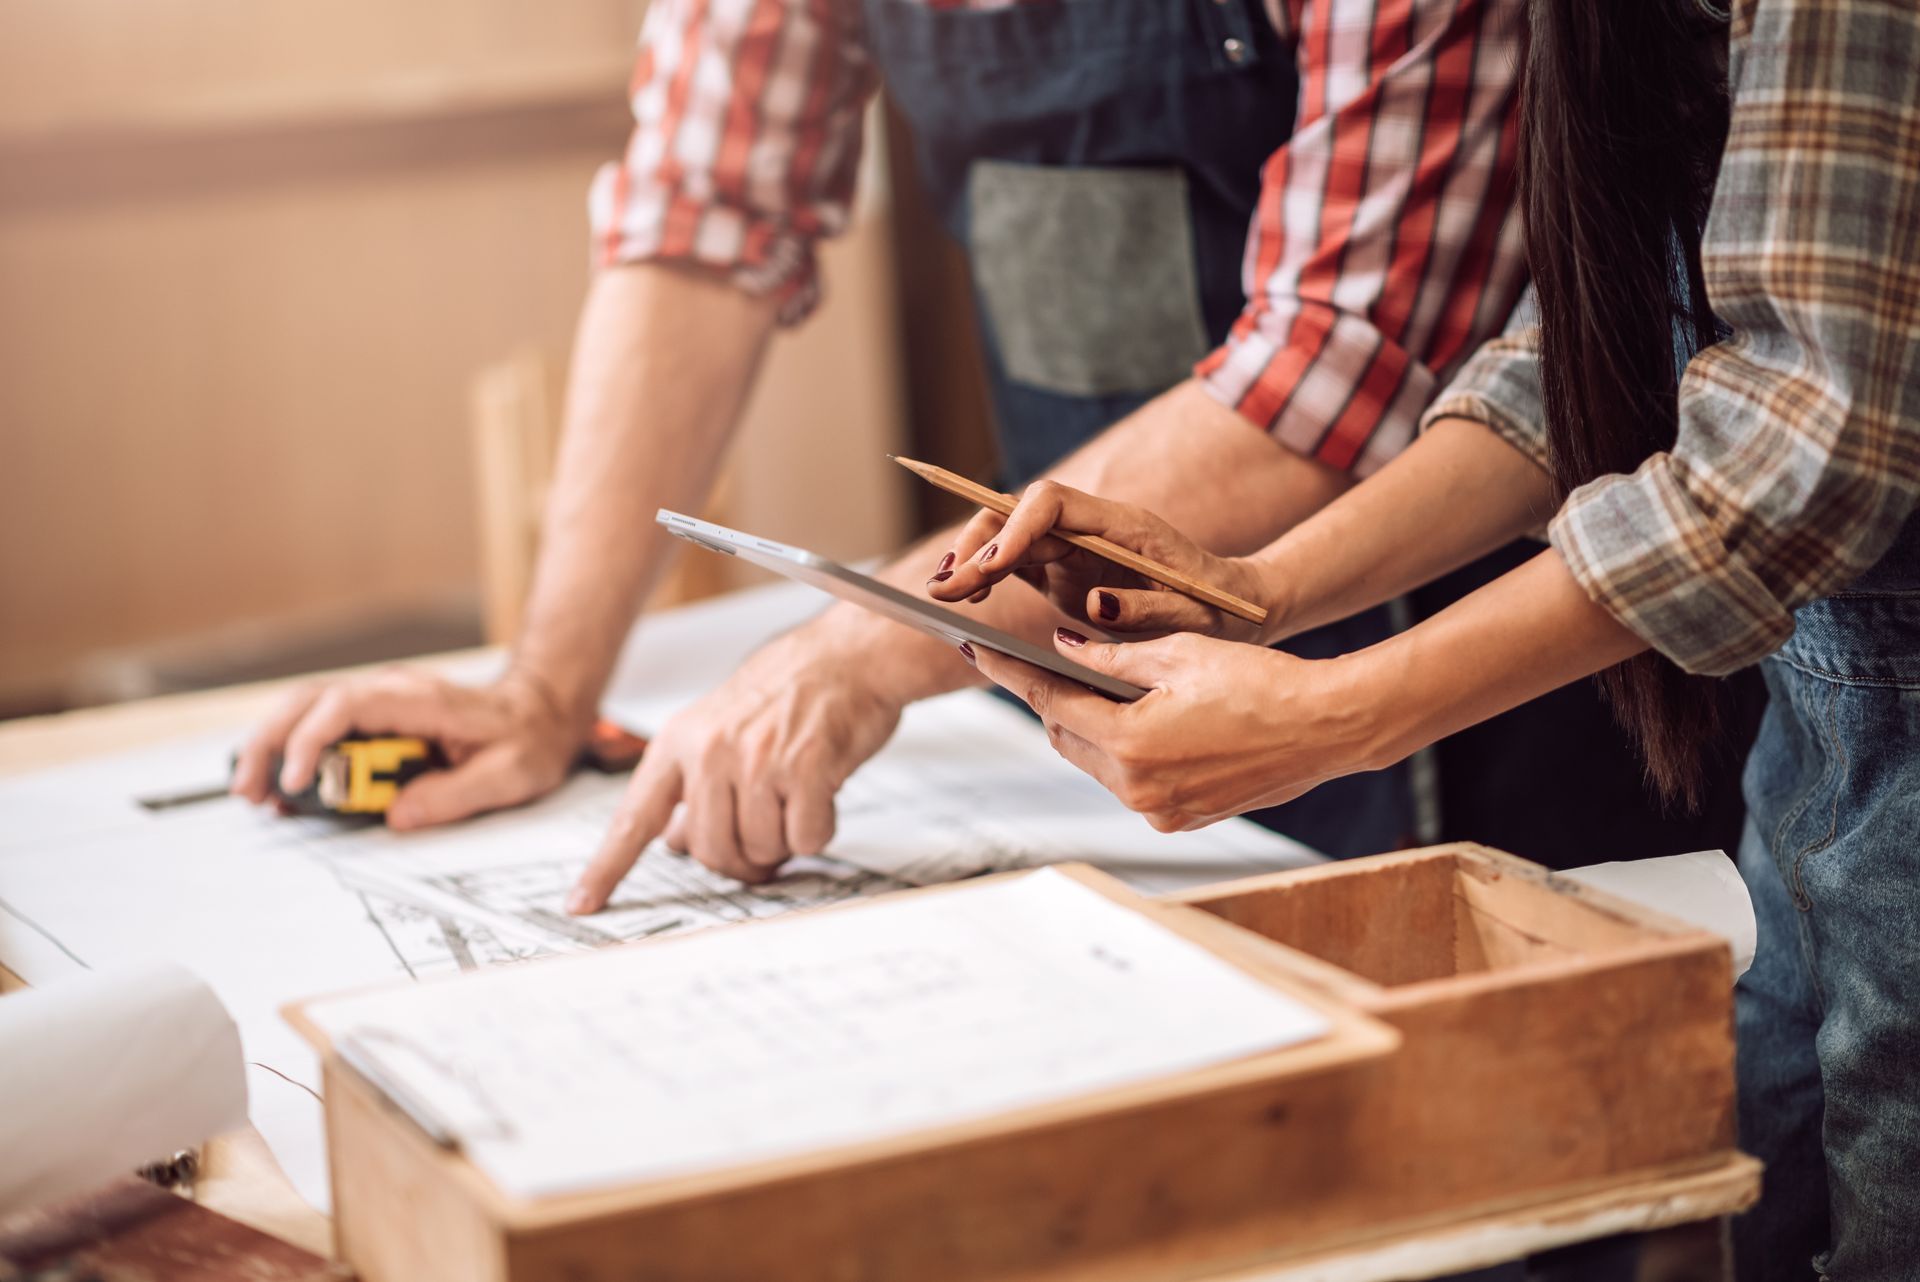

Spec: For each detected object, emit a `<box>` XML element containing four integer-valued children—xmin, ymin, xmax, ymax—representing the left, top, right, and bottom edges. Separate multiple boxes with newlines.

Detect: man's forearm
<box><xmin>804</xmin><ymin>380</ymin><xmax>1355</xmax><ymax>705</ymax></box>
<box><xmin>511</xmin><ymin>265</ymin><xmax>780</xmax><ymax>720</ymax></box>
<box><xmin>1248</xmin><ymin>417</ymin><xmax>1558</xmax><ymax>642</ymax></box>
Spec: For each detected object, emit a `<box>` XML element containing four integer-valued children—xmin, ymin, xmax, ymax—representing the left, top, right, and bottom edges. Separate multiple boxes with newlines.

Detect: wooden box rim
<box><xmin>1168</xmin><ymin>844</ymin><xmax>1735</xmax><ymax>1013</ymax></box>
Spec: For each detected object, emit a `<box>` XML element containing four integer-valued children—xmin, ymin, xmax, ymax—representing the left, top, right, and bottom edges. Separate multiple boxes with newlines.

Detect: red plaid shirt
<box><xmin>591</xmin><ymin>0</ymin><xmax>1525</xmax><ymax>477</ymax></box>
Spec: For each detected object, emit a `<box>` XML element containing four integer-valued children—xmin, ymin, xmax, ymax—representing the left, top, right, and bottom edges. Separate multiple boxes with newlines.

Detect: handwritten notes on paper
<box><xmin>309</xmin><ymin>869</ymin><xmax>1330</xmax><ymax>1198</ymax></box>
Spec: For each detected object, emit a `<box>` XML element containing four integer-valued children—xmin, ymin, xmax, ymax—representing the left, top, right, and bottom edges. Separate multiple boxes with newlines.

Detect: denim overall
<box><xmin>1733</xmin><ymin>514</ymin><xmax>1920</xmax><ymax>1281</ymax></box>
<box><xmin>864</xmin><ymin>0</ymin><xmax>1412</xmax><ymax>858</ymax></box>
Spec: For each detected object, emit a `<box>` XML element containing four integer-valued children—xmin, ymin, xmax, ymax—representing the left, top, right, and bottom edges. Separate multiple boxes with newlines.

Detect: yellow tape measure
<box><xmin>304</xmin><ymin>737</ymin><xmax>442</xmax><ymax>815</ymax></box>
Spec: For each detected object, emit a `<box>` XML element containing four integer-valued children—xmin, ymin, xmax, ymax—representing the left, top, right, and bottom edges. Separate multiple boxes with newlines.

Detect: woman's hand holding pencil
<box><xmin>915</xmin><ymin>468</ymin><xmax>1279</xmax><ymax>646</ymax></box>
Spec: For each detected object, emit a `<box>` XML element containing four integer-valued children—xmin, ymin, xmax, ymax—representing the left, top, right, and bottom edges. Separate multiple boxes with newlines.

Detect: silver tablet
<box><xmin>657</xmin><ymin>511</ymin><xmax>1147</xmax><ymax>702</ymax></box>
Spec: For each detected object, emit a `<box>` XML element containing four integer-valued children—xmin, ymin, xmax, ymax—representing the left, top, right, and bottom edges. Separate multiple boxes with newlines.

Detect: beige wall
<box><xmin>0</xmin><ymin>0</ymin><xmax>908</xmax><ymax>709</ymax></box>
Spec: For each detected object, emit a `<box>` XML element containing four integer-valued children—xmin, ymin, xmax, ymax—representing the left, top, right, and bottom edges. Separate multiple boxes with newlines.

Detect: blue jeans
<box><xmin>1734</xmin><ymin>589</ymin><xmax>1920</xmax><ymax>1280</ymax></box>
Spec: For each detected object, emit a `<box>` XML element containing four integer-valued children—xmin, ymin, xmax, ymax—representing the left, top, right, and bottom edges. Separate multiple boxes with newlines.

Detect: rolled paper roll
<box><xmin>0</xmin><ymin>963</ymin><xmax>247</xmax><ymax>1213</ymax></box>
<box><xmin>1564</xmin><ymin>850</ymin><xmax>1757</xmax><ymax>981</ymax></box>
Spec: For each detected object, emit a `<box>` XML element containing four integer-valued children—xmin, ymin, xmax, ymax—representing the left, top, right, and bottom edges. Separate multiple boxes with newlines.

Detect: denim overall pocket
<box><xmin>967</xmin><ymin>160</ymin><xmax>1210</xmax><ymax>396</ymax></box>
<box><xmin>863</xmin><ymin>0</ymin><xmax>1297</xmax><ymax>411</ymax></box>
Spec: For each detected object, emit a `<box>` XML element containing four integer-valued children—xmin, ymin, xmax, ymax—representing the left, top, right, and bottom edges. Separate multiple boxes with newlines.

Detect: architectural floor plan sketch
<box><xmin>343</xmin><ymin>844</ymin><xmax>924</xmax><ymax>956</ymax></box>
<box><xmin>354</xmin><ymin>889</ymin><xmax>555</xmax><ymax>979</ymax></box>
<box><xmin>311</xmin><ymin>868</ymin><xmax>1332</xmax><ymax>1198</ymax></box>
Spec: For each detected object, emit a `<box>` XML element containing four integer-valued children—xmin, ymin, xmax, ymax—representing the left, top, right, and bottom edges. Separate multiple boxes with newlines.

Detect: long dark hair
<box><xmin>1520</xmin><ymin>0</ymin><xmax>1733</xmax><ymax>808</ymax></box>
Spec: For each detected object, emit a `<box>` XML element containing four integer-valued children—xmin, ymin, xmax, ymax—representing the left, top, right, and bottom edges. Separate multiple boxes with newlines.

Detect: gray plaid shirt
<box><xmin>1420</xmin><ymin>0</ymin><xmax>1920</xmax><ymax>676</ymax></box>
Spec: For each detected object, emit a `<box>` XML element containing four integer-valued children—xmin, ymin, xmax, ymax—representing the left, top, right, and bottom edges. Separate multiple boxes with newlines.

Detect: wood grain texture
<box><xmin>1178</xmin><ymin>847</ymin><xmax>1740</xmax><ymax>1219</ymax></box>
<box><xmin>0</xmin><ymin>1176</ymin><xmax>344</xmax><ymax>1282</ymax></box>
<box><xmin>1211</xmin><ymin>1154</ymin><xmax>1758</xmax><ymax>1282</ymax></box>
<box><xmin>891</xmin><ymin>456</ymin><xmax>1270</xmax><ymax>625</ymax></box>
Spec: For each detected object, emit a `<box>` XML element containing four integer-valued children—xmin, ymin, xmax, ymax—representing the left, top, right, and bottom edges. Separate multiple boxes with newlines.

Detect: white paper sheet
<box><xmin>0</xmin><ymin>963</ymin><xmax>248</xmax><ymax>1212</ymax></box>
<box><xmin>310</xmin><ymin>868</ymin><xmax>1330</xmax><ymax>1198</ymax></box>
<box><xmin>0</xmin><ymin>585</ymin><xmax>1321</xmax><ymax>1210</ymax></box>
<box><xmin>1563</xmin><ymin>849</ymin><xmax>1756</xmax><ymax>980</ymax></box>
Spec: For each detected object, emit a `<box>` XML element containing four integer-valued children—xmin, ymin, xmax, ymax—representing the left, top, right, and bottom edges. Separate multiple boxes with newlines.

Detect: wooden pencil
<box><xmin>889</xmin><ymin>455</ymin><xmax>1269</xmax><ymax>626</ymax></box>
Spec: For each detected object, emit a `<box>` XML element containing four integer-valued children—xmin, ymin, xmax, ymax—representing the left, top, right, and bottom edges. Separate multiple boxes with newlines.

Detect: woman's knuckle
<box><xmin>1025</xmin><ymin>683</ymin><xmax>1054</xmax><ymax>718</ymax></box>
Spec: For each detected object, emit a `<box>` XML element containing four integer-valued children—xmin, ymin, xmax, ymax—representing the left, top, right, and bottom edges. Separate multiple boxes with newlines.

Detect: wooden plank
<box><xmin>1172</xmin><ymin>850</ymin><xmax>1463</xmax><ymax>987</ymax></box>
<box><xmin>1450</xmin><ymin>849</ymin><xmax>1656</xmax><ymax>971</ymax></box>
<box><xmin>319</xmin><ymin>1048</ymin><xmax>1759</xmax><ymax>1282</ymax></box>
<box><xmin>470</xmin><ymin>352</ymin><xmax>556</xmax><ymax>646</ymax></box>
<box><xmin>326</xmin><ymin>1058</ymin><xmax>501</xmax><ymax>1282</ymax></box>
<box><xmin>0</xmin><ymin>1174</ymin><xmax>344</xmax><ymax>1282</ymax></box>
<box><xmin>1214</xmin><ymin>1155</ymin><xmax>1759</xmax><ymax>1282</ymax></box>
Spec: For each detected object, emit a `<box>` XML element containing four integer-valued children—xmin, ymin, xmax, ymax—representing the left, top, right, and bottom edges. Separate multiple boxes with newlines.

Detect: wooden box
<box><xmin>291</xmin><ymin>846</ymin><xmax>1755</xmax><ymax>1282</ymax></box>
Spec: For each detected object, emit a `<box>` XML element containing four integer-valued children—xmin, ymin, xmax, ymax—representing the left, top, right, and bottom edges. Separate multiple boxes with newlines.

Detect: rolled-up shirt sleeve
<box><xmin>1418</xmin><ymin>289</ymin><xmax>1548</xmax><ymax>473</ymax></box>
<box><xmin>1548</xmin><ymin>0</ymin><xmax>1920</xmax><ymax>677</ymax></box>
<box><xmin>588</xmin><ymin>0</ymin><xmax>879</xmax><ymax>324</ymax></box>
<box><xmin>1197</xmin><ymin>0</ymin><xmax>1529</xmax><ymax>478</ymax></box>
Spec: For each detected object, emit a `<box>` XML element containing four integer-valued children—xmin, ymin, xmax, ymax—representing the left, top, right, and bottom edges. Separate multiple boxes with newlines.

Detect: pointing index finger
<box><xmin>568</xmin><ymin>754</ymin><xmax>684</xmax><ymax>913</ymax></box>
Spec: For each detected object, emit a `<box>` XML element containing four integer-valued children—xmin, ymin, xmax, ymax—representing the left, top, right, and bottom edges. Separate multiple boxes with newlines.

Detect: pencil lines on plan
<box><xmin>413</xmin><ymin>854</ymin><xmax>917</xmax><ymax>950</ymax></box>
<box><xmin>0</xmin><ymin>894</ymin><xmax>92</xmax><ymax>970</ymax></box>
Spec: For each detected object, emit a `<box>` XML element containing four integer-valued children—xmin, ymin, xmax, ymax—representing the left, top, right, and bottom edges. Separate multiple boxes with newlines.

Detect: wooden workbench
<box><xmin>0</xmin><ymin>595</ymin><xmax>1757</xmax><ymax>1279</ymax></box>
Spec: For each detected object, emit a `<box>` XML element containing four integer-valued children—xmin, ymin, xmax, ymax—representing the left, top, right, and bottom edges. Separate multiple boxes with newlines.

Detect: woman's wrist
<box><xmin>1241</xmin><ymin>550</ymin><xmax>1302</xmax><ymax>647</ymax></box>
<box><xmin>1320</xmin><ymin>642</ymin><xmax>1431</xmax><ymax>777</ymax></box>
<box><xmin>1323</xmin><ymin>549</ymin><xmax>1651</xmax><ymax>781</ymax></box>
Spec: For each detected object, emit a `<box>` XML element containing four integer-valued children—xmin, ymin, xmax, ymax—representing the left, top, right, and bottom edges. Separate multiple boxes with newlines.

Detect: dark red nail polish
<box><xmin>979</xmin><ymin>543</ymin><xmax>999</xmax><ymax>565</ymax></box>
<box><xmin>936</xmin><ymin>551</ymin><xmax>956</xmax><ymax>574</ymax></box>
<box><xmin>1095</xmin><ymin>590</ymin><xmax>1120</xmax><ymax>622</ymax></box>
<box><xmin>929</xmin><ymin>570</ymin><xmax>954</xmax><ymax>583</ymax></box>
<box><xmin>958</xmin><ymin>642</ymin><xmax>976</xmax><ymax>664</ymax></box>
<box><xmin>1056</xmin><ymin>628</ymin><xmax>1088</xmax><ymax>648</ymax></box>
